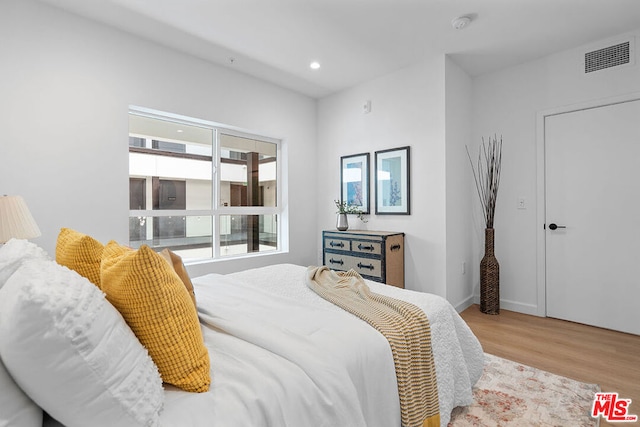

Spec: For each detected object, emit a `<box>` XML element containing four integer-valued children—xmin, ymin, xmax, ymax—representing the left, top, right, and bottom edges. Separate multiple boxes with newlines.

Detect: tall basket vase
<box><xmin>480</xmin><ymin>228</ymin><xmax>500</xmax><ymax>314</ymax></box>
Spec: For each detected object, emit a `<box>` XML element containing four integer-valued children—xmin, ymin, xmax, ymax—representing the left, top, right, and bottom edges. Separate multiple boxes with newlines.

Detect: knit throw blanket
<box><xmin>306</xmin><ymin>266</ymin><xmax>440</xmax><ymax>427</ymax></box>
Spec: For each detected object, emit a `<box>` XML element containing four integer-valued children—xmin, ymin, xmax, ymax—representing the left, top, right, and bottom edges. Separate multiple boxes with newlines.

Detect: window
<box><xmin>128</xmin><ymin>110</ymin><xmax>282</xmax><ymax>261</ymax></box>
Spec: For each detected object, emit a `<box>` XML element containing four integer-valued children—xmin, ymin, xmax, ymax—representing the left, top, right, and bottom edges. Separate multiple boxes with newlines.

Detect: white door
<box><xmin>545</xmin><ymin>99</ymin><xmax>640</xmax><ymax>336</ymax></box>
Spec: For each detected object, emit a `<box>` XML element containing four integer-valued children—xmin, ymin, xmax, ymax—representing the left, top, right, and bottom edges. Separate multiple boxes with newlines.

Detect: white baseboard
<box><xmin>471</xmin><ymin>295</ymin><xmax>541</xmax><ymax>317</ymax></box>
<box><xmin>453</xmin><ymin>295</ymin><xmax>475</xmax><ymax>313</ymax></box>
<box><xmin>500</xmin><ymin>299</ymin><xmax>540</xmax><ymax>316</ymax></box>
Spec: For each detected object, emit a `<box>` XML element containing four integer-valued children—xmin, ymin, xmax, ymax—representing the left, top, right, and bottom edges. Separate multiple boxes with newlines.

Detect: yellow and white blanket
<box><xmin>307</xmin><ymin>266</ymin><xmax>440</xmax><ymax>427</ymax></box>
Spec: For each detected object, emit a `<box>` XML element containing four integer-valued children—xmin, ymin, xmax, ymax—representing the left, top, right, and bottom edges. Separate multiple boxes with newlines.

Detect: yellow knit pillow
<box><xmin>158</xmin><ymin>249</ymin><xmax>197</xmax><ymax>308</ymax></box>
<box><xmin>55</xmin><ymin>228</ymin><xmax>104</xmax><ymax>287</ymax></box>
<box><xmin>100</xmin><ymin>242</ymin><xmax>210</xmax><ymax>393</ymax></box>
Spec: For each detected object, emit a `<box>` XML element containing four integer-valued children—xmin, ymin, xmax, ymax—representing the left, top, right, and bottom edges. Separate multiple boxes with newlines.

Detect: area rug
<box><xmin>449</xmin><ymin>353</ymin><xmax>600</xmax><ymax>426</ymax></box>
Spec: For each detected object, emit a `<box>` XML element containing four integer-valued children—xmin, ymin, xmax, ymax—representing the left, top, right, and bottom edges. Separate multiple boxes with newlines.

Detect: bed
<box><xmin>0</xmin><ymin>237</ymin><xmax>484</xmax><ymax>427</ymax></box>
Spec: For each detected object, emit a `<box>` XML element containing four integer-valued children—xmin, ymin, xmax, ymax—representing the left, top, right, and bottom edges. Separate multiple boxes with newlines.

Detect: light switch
<box><xmin>517</xmin><ymin>197</ymin><xmax>526</xmax><ymax>209</ymax></box>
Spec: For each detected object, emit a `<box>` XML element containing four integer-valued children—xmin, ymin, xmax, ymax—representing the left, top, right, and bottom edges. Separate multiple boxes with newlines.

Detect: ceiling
<box><xmin>39</xmin><ymin>0</ymin><xmax>640</xmax><ymax>98</ymax></box>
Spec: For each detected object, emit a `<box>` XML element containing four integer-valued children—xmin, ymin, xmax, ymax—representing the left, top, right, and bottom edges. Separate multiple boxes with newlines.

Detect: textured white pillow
<box><xmin>0</xmin><ymin>238</ymin><xmax>49</xmax><ymax>289</ymax></box>
<box><xmin>0</xmin><ymin>258</ymin><xmax>164</xmax><ymax>427</ymax></box>
<box><xmin>0</xmin><ymin>357</ymin><xmax>42</xmax><ymax>427</ymax></box>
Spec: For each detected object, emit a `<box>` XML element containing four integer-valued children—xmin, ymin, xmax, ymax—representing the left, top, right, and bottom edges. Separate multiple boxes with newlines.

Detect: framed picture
<box><xmin>340</xmin><ymin>152</ymin><xmax>370</xmax><ymax>213</ymax></box>
<box><xmin>375</xmin><ymin>146</ymin><xmax>410</xmax><ymax>215</ymax></box>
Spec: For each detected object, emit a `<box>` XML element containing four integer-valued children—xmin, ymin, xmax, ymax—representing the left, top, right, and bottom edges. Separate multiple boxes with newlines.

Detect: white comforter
<box><xmin>159</xmin><ymin>264</ymin><xmax>484</xmax><ymax>427</ymax></box>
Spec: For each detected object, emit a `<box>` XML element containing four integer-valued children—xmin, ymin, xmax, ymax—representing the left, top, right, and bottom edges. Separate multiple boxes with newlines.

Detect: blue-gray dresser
<box><xmin>322</xmin><ymin>230</ymin><xmax>405</xmax><ymax>288</ymax></box>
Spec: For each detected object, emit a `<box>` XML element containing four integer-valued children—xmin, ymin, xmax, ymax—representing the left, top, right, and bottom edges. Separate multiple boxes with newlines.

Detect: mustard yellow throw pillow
<box><xmin>100</xmin><ymin>242</ymin><xmax>210</xmax><ymax>393</ymax></box>
<box><xmin>55</xmin><ymin>228</ymin><xmax>104</xmax><ymax>288</ymax></box>
<box><xmin>158</xmin><ymin>249</ymin><xmax>197</xmax><ymax>308</ymax></box>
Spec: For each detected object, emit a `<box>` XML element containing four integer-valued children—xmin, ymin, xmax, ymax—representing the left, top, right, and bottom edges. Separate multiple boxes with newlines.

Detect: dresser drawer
<box><xmin>324</xmin><ymin>253</ymin><xmax>383</xmax><ymax>279</ymax></box>
<box><xmin>323</xmin><ymin>236</ymin><xmax>350</xmax><ymax>251</ymax></box>
<box><xmin>351</xmin><ymin>240</ymin><xmax>382</xmax><ymax>255</ymax></box>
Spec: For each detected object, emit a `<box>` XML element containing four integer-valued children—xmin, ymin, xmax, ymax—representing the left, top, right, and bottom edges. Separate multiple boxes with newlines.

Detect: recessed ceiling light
<box><xmin>310</xmin><ymin>61</ymin><xmax>321</xmax><ymax>70</ymax></box>
<box><xmin>177</xmin><ymin>129</ymin><xmax>184</xmax><ymax>133</ymax></box>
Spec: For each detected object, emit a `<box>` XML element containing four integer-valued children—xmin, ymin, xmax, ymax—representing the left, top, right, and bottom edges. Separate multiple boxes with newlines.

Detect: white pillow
<box><xmin>0</xmin><ymin>356</ymin><xmax>42</xmax><ymax>427</ymax></box>
<box><xmin>0</xmin><ymin>238</ymin><xmax>49</xmax><ymax>289</ymax></box>
<box><xmin>0</xmin><ymin>258</ymin><xmax>164</xmax><ymax>427</ymax></box>
<box><xmin>0</xmin><ymin>239</ymin><xmax>47</xmax><ymax>426</ymax></box>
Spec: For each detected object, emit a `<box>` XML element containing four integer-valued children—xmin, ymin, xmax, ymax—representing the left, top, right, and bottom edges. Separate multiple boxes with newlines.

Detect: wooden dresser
<box><xmin>322</xmin><ymin>230</ymin><xmax>405</xmax><ymax>288</ymax></box>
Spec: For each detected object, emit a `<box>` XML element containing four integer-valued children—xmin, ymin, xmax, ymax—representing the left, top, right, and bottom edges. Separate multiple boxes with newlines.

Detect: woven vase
<box><xmin>480</xmin><ymin>228</ymin><xmax>500</xmax><ymax>315</ymax></box>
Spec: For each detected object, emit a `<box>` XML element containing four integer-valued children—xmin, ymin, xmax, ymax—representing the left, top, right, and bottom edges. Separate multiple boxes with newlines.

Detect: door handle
<box><xmin>548</xmin><ymin>223</ymin><xmax>566</xmax><ymax>230</ymax></box>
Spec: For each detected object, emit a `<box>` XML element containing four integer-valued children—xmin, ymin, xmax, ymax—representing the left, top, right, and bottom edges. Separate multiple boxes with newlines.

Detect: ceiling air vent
<box><xmin>584</xmin><ymin>41</ymin><xmax>631</xmax><ymax>73</ymax></box>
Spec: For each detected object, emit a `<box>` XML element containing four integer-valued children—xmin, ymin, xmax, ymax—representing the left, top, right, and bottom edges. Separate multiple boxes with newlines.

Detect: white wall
<box><xmin>317</xmin><ymin>57</ymin><xmax>449</xmax><ymax>297</ymax></box>
<box><xmin>471</xmin><ymin>30</ymin><xmax>640</xmax><ymax>314</ymax></box>
<box><xmin>0</xmin><ymin>0</ymin><xmax>318</xmax><ymax>275</ymax></box>
<box><xmin>444</xmin><ymin>58</ymin><xmax>474</xmax><ymax>310</ymax></box>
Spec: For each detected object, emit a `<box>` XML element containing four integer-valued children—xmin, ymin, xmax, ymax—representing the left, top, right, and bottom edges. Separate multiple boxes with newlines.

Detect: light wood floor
<box><xmin>460</xmin><ymin>305</ymin><xmax>640</xmax><ymax>426</ymax></box>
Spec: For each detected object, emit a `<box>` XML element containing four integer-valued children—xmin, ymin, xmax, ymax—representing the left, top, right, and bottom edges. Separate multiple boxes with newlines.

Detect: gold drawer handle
<box><xmin>329</xmin><ymin>258</ymin><xmax>344</xmax><ymax>266</ymax></box>
<box><xmin>329</xmin><ymin>241</ymin><xmax>344</xmax><ymax>248</ymax></box>
<box><xmin>357</xmin><ymin>262</ymin><xmax>374</xmax><ymax>271</ymax></box>
<box><xmin>390</xmin><ymin>244</ymin><xmax>401</xmax><ymax>251</ymax></box>
<box><xmin>357</xmin><ymin>243</ymin><xmax>374</xmax><ymax>251</ymax></box>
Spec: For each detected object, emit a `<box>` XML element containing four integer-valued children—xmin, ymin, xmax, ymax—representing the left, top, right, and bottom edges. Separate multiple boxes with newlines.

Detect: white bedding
<box><xmin>159</xmin><ymin>263</ymin><xmax>484</xmax><ymax>427</ymax></box>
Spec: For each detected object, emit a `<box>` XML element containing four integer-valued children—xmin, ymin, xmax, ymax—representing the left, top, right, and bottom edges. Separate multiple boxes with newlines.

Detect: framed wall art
<box><xmin>340</xmin><ymin>152</ymin><xmax>370</xmax><ymax>213</ymax></box>
<box><xmin>375</xmin><ymin>146</ymin><xmax>410</xmax><ymax>215</ymax></box>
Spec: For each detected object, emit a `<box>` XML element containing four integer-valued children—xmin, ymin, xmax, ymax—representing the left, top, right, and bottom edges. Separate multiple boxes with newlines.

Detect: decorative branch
<box><xmin>466</xmin><ymin>136</ymin><xmax>502</xmax><ymax>229</ymax></box>
<box><xmin>334</xmin><ymin>199</ymin><xmax>368</xmax><ymax>222</ymax></box>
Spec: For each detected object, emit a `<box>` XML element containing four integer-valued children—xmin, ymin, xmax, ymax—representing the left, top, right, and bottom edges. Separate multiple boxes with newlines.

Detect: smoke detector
<box><xmin>451</xmin><ymin>15</ymin><xmax>472</xmax><ymax>30</ymax></box>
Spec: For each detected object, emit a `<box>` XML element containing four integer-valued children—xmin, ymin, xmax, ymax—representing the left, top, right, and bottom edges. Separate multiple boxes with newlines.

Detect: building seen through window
<box><xmin>128</xmin><ymin>112</ymin><xmax>280</xmax><ymax>261</ymax></box>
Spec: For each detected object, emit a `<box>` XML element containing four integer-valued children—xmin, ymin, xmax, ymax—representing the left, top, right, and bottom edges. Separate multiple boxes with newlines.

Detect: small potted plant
<box><xmin>334</xmin><ymin>199</ymin><xmax>367</xmax><ymax>231</ymax></box>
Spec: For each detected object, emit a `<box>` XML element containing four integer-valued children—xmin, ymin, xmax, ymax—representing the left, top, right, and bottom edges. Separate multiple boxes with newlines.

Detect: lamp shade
<box><xmin>0</xmin><ymin>195</ymin><xmax>41</xmax><ymax>243</ymax></box>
